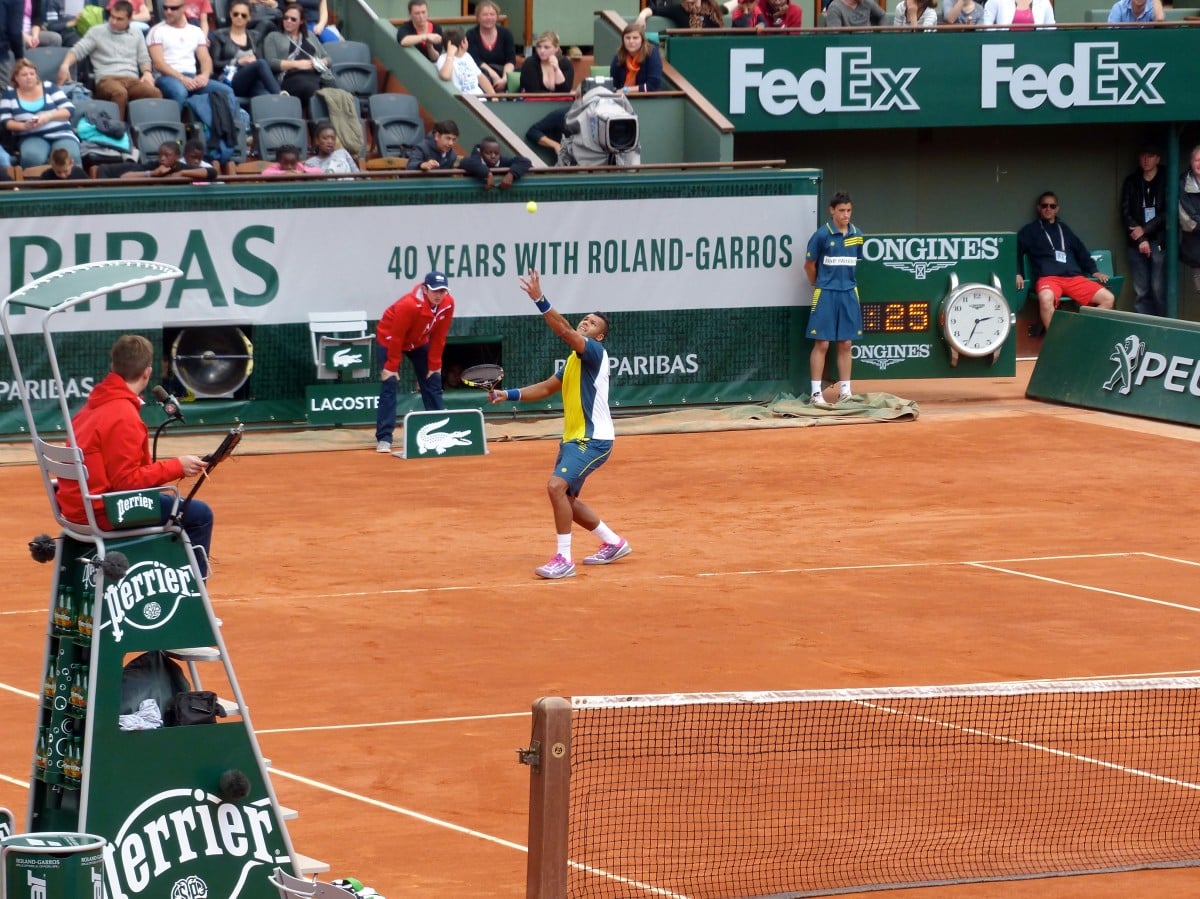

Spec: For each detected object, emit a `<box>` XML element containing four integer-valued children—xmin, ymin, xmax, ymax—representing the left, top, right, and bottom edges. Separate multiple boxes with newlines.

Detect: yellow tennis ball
<box><xmin>526</xmin><ymin>200</ymin><xmax>538</xmax><ymax>214</ymax></box>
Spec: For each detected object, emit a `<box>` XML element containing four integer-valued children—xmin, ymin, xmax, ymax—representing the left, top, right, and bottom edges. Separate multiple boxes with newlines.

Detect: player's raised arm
<box><xmin>518</xmin><ymin>268</ymin><xmax>586</xmax><ymax>354</ymax></box>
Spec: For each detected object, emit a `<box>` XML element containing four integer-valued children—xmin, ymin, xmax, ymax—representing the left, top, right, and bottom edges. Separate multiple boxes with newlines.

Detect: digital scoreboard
<box><xmin>808</xmin><ymin>232</ymin><xmax>1021</xmax><ymax>380</ymax></box>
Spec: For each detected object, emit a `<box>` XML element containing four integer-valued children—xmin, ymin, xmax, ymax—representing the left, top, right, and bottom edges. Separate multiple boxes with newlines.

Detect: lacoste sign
<box><xmin>401</xmin><ymin>409</ymin><xmax>488</xmax><ymax>460</ymax></box>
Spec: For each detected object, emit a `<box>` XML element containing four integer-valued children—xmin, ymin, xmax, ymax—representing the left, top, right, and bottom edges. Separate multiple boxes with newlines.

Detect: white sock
<box><xmin>592</xmin><ymin>522</ymin><xmax>619</xmax><ymax>545</ymax></box>
<box><xmin>557</xmin><ymin>533</ymin><xmax>572</xmax><ymax>562</ymax></box>
<box><xmin>810</xmin><ymin>380</ymin><xmax>823</xmax><ymax>397</ymax></box>
<box><xmin>839</xmin><ymin>380</ymin><xmax>852</xmax><ymax>396</ymax></box>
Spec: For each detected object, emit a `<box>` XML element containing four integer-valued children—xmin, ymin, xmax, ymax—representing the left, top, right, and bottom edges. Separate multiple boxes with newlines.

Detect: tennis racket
<box><xmin>460</xmin><ymin>364</ymin><xmax>504</xmax><ymax>391</ymax></box>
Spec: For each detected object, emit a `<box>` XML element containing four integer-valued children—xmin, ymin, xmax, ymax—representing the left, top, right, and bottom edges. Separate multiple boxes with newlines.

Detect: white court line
<box><xmin>969</xmin><ymin>562</ymin><xmax>1200</xmax><ymax>614</ymax></box>
<box><xmin>1139</xmin><ymin>552</ymin><xmax>1200</xmax><ymax>568</ymax></box>
<box><xmin>0</xmin><ymin>773</ymin><xmax>29</xmax><ymax>789</ymax></box>
<box><xmin>859</xmin><ymin>698</ymin><xmax>1200</xmax><ymax>792</ymax></box>
<box><xmin>255</xmin><ymin>711</ymin><xmax>527</xmax><ymax>735</ymax></box>
<box><xmin>268</xmin><ymin>768</ymin><xmax>689</xmax><ymax>899</ymax></box>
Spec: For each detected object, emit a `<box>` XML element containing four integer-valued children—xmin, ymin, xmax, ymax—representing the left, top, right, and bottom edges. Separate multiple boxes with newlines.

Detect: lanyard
<box><xmin>1040</xmin><ymin>222</ymin><xmax>1064</xmax><ymax>253</ymax></box>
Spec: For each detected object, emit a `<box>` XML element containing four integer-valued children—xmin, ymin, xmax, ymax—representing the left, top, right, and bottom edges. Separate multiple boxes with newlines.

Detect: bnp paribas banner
<box><xmin>0</xmin><ymin>191</ymin><xmax>815</xmax><ymax>335</ymax></box>
<box><xmin>667</xmin><ymin>29</ymin><xmax>1193</xmax><ymax>131</ymax></box>
<box><xmin>1027</xmin><ymin>307</ymin><xmax>1200</xmax><ymax>426</ymax></box>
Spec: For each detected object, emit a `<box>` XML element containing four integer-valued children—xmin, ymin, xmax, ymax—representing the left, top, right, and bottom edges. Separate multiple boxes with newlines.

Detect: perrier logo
<box><xmin>103</xmin><ymin>560</ymin><xmax>198</xmax><ymax>643</ymax></box>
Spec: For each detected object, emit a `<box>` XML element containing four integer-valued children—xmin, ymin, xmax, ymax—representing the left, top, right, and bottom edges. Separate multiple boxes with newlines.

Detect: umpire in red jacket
<box><xmin>374</xmin><ymin>270</ymin><xmax>457</xmax><ymax>453</ymax></box>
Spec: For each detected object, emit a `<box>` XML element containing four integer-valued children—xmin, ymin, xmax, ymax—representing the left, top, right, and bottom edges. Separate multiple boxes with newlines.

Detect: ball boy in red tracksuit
<box><xmin>373</xmin><ymin>270</ymin><xmax>456</xmax><ymax>453</ymax></box>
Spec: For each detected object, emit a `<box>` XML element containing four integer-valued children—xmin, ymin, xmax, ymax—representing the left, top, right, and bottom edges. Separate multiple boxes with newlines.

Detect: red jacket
<box><xmin>56</xmin><ymin>371</ymin><xmax>184</xmax><ymax>530</ymax></box>
<box><xmin>376</xmin><ymin>285</ymin><xmax>456</xmax><ymax>373</ymax></box>
<box><xmin>757</xmin><ymin>0</ymin><xmax>803</xmax><ymax>26</ymax></box>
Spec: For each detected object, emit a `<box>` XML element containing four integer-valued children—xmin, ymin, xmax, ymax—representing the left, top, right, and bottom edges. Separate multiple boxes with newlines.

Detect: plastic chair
<box><xmin>268</xmin><ymin>867</ymin><xmax>316</xmax><ymax>898</ymax></box>
<box><xmin>367</xmin><ymin>92</ymin><xmax>423</xmax><ymax>158</ymax></box>
<box><xmin>27</xmin><ymin>45</ymin><xmax>71</xmax><ymax>84</ymax></box>
<box><xmin>249</xmin><ymin>94</ymin><xmax>308</xmax><ymax>160</ymax></box>
<box><xmin>322</xmin><ymin>40</ymin><xmax>376</xmax><ymax>112</ymax></box>
<box><xmin>126</xmin><ymin>98</ymin><xmax>189</xmax><ymax>163</ymax></box>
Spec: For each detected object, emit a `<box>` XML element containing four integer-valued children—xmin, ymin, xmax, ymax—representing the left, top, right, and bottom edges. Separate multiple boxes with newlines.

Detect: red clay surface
<box><xmin>2</xmin><ymin>371</ymin><xmax>1200</xmax><ymax>897</ymax></box>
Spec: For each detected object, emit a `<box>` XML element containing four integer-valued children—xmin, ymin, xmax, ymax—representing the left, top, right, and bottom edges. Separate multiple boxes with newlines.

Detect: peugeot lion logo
<box><xmin>1102</xmin><ymin>334</ymin><xmax>1145</xmax><ymax>396</ymax></box>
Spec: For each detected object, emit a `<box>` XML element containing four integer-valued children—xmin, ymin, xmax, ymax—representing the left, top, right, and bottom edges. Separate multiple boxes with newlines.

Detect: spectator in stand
<box><xmin>823</xmin><ymin>0</ymin><xmax>886</xmax><ymax>26</ymax></box>
<box><xmin>295</xmin><ymin>0</ymin><xmax>341</xmax><ymax>43</ymax></box>
<box><xmin>1107</xmin><ymin>0</ymin><xmax>1163</xmax><ymax>20</ymax></box>
<box><xmin>1119</xmin><ymin>143</ymin><xmax>1166</xmax><ymax>316</ymax></box>
<box><xmin>58</xmin><ymin>0</ymin><xmax>162</xmax><ymax>120</ymax></box>
<box><xmin>182</xmin><ymin>136</ymin><xmax>217</xmax><ymax>179</ymax></box>
<box><xmin>460</xmin><ymin>135</ymin><xmax>530</xmax><ymax>190</ymax></box>
<box><xmin>610</xmin><ymin>23</ymin><xmax>662</xmax><ymax>93</ymax></box>
<box><xmin>306</xmin><ymin>120</ymin><xmax>358</xmax><ymax>173</ymax></box>
<box><xmin>396</xmin><ymin>0</ymin><xmax>442</xmax><ymax>63</ymax></box>
<box><xmin>983</xmin><ymin>0</ymin><xmax>1054</xmax><ymax>27</ymax></box>
<box><xmin>406</xmin><ymin>118</ymin><xmax>459</xmax><ymax>170</ymax></box>
<box><xmin>518</xmin><ymin>30</ymin><xmax>572</xmax><ymax>94</ymax></box>
<box><xmin>726</xmin><ymin>0</ymin><xmax>768</xmax><ymax>26</ymax></box>
<box><xmin>183</xmin><ymin>0</ymin><xmax>213</xmax><ymax>34</ymax></box>
<box><xmin>436</xmin><ymin>27</ymin><xmax>493</xmax><ymax>96</ymax></box>
<box><xmin>210</xmin><ymin>0</ymin><xmax>282</xmax><ymax>101</ymax></box>
<box><xmin>526</xmin><ymin>104</ymin><xmax>567</xmax><ymax>160</ymax></box>
<box><xmin>115</xmin><ymin>138</ymin><xmax>210</xmax><ymax>177</ymax></box>
<box><xmin>758</xmin><ymin>0</ymin><xmax>803</xmax><ymax>27</ymax></box>
<box><xmin>37</xmin><ymin>144</ymin><xmax>86</xmax><ymax>178</ymax></box>
<box><xmin>106</xmin><ymin>0</ymin><xmax>151</xmax><ymax>34</ymax></box>
<box><xmin>148</xmin><ymin>0</ymin><xmax>240</xmax><ymax>132</ymax></box>
<box><xmin>246</xmin><ymin>0</ymin><xmax>282</xmax><ymax>42</ymax></box>
<box><xmin>465</xmin><ymin>0</ymin><xmax>514</xmax><ymax>94</ymax></box>
<box><xmin>941</xmin><ymin>0</ymin><xmax>984</xmax><ymax>24</ymax></box>
<box><xmin>893</xmin><ymin>0</ymin><xmax>937</xmax><ymax>26</ymax></box>
<box><xmin>642</xmin><ymin>0</ymin><xmax>727</xmax><ymax>28</ymax></box>
<box><xmin>26</xmin><ymin>0</ymin><xmax>62</xmax><ymax>48</ymax></box>
<box><xmin>0</xmin><ymin>58</ymin><xmax>80</xmax><ymax>166</ymax></box>
<box><xmin>263</xmin><ymin>1</ymin><xmax>330</xmax><ymax>113</ymax></box>
<box><xmin>262</xmin><ymin>143</ymin><xmax>318</xmax><ymax>173</ymax></box>
<box><xmin>0</xmin><ymin>0</ymin><xmax>25</xmax><ymax>90</ymax></box>
<box><xmin>41</xmin><ymin>0</ymin><xmax>77</xmax><ymax>46</ymax></box>
<box><xmin>1177</xmin><ymin>146</ymin><xmax>1200</xmax><ymax>295</ymax></box>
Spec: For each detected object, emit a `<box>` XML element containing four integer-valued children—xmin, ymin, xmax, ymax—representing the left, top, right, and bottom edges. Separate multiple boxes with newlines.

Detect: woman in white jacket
<box><xmin>983</xmin><ymin>0</ymin><xmax>1055</xmax><ymax>27</ymax></box>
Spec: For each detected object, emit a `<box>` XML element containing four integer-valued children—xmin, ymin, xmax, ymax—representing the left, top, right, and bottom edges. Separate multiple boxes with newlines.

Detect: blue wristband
<box><xmin>506</xmin><ymin>388</ymin><xmax>521</xmax><ymax>402</ymax></box>
<box><xmin>534</xmin><ymin>297</ymin><xmax>551</xmax><ymax>313</ymax></box>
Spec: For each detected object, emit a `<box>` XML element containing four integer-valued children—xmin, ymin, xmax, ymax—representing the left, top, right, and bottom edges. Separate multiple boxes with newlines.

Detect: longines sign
<box><xmin>668</xmin><ymin>30</ymin><xmax>1192</xmax><ymax>131</ymax></box>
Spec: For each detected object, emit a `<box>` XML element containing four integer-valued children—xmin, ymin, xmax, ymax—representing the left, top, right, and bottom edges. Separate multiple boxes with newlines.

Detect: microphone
<box><xmin>152</xmin><ymin>385</ymin><xmax>186</xmax><ymax>423</ymax></box>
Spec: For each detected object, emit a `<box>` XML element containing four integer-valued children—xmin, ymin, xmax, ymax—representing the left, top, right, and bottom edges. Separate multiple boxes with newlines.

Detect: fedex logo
<box><xmin>981</xmin><ymin>42</ymin><xmax>1164</xmax><ymax>109</ymax></box>
<box><xmin>729</xmin><ymin>48</ymin><xmax>918</xmax><ymax>116</ymax></box>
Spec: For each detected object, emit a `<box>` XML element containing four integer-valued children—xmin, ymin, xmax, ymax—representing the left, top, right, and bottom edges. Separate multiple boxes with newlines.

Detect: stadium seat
<box><xmin>368</xmin><ymin>93</ymin><xmax>423</xmax><ymax>158</ymax></box>
<box><xmin>126</xmin><ymin>98</ymin><xmax>188</xmax><ymax>163</ymax></box>
<box><xmin>249</xmin><ymin>94</ymin><xmax>308</xmax><ymax>160</ymax></box>
<box><xmin>322</xmin><ymin>41</ymin><xmax>376</xmax><ymax>114</ymax></box>
<box><xmin>27</xmin><ymin>46</ymin><xmax>71</xmax><ymax>84</ymax></box>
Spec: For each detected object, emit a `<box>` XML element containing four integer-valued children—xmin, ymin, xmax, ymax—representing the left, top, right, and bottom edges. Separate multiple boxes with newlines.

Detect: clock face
<box><xmin>942</xmin><ymin>284</ymin><xmax>1011</xmax><ymax>357</ymax></box>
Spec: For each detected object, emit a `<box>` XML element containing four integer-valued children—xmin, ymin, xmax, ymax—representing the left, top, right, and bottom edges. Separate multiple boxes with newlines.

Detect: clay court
<box><xmin>2</xmin><ymin>364</ymin><xmax>1200</xmax><ymax>897</ymax></box>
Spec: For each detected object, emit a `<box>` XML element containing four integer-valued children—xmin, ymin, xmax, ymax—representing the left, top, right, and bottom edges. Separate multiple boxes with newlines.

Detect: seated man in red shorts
<box><xmin>1016</xmin><ymin>190</ymin><xmax>1115</xmax><ymax>334</ymax></box>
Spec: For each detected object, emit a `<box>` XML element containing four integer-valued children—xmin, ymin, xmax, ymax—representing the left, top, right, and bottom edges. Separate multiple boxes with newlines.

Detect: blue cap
<box><xmin>424</xmin><ymin>271</ymin><xmax>449</xmax><ymax>291</ymax></box>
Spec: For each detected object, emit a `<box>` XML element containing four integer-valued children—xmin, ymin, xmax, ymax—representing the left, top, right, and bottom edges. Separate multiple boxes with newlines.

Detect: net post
<box><xmin>524</xmin><ymin>696</ymin><xmax>571</xmax><ymax>899</ymax></box>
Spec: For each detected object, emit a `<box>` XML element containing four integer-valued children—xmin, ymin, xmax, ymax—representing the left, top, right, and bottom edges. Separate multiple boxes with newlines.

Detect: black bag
<box><xmin>165</xmin><ymin>691</ymin><xmax>227</xmax><ymax>726</ymax></box>
<box><xmin>120</xmin><ymin>651</ymin><xmax>191</xmax><ymax>716</ymax></box>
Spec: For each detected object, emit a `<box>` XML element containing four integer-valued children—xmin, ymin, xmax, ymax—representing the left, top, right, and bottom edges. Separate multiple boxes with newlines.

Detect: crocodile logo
<box><xmin>1102</xmin><ymin>334</ymin><xmax>1144</xmax><ymax>396</ymax></box>
<box><xmin>331</xmin><ymin>347</ymin><xmax>365</xmax><ymax>368</ymax></box>
<box><xmin>416</xmin><ymin>418</ymin><xmax>472</xmax><ymax>455</ymax></box>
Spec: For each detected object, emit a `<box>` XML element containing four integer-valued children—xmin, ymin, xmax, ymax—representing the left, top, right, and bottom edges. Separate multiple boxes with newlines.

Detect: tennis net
<box><xmin>523</xmin><ymin>678</ymin><xmax>1200</xmax><ymax>898</ymax></box>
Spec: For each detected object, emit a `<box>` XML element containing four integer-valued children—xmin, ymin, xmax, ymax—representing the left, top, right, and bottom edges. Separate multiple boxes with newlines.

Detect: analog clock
<box><xmin>939</xmin><ymin>274</ymin><xmax>1013</xmax><ymax>366</ymax></box>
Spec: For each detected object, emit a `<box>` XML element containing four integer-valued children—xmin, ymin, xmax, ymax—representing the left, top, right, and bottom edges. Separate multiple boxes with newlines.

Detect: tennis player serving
<box><xmin>489</xmin><ymin>268</ymin><xmax>631</xmax><ymax>579</ymax></box>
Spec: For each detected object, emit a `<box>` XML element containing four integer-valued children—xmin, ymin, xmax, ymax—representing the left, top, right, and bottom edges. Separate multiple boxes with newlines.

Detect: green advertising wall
<box><xmin>1027</xmin><ymin>307</ymin><xmax>1200</xmax><ymax>425</ymax></box>
<box><xmin>0</xmin><ymin>171</ymin><xmax>820</xmax><ymax>437</ymax></box>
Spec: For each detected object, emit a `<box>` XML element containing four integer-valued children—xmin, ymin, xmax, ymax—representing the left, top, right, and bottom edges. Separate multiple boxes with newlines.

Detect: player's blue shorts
<box><xmin>807</xmin><ymin>287</ymin><xmax>863</xmax><ymax>341</ymax></box>
<box><xmin>552</xmin><ymin>438</ymin><xmax>613</xmax><ymax>496</ymax></box>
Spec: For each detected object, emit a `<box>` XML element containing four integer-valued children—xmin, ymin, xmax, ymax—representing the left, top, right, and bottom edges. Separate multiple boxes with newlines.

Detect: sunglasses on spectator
<box><xmin>230</xmin><ymin>9</ymin><xmax>249</xmax><ymax>15</ymax></box>
<box><xmin>283</xmin><ymin>14</ymin><xmax>300</xmax><ymax>20</ymax></box>
<box><xmin>1039</xmin><ymin>203</ymin><xmax>1058</xmax><ymax>209</ymax></box>
<box><xmin>164</xmin><ymin>4</ymin><xmax>183</xmax><ymax>9</ymax></box>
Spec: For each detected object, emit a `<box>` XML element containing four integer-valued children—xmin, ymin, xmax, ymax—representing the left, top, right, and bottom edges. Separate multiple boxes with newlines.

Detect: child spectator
<box><xmin>459</xmin><ymin>135</ymin><xmax>530</xmax><ymax>190</ymax></box>
<box><xmin>406</xmin><ymin>119</ymin><xmax>459</xmax><ymax>171</ymax></box>
<box><xmin>262</xmin><ymin>144</ymin><xmax>319</xmax><ymax>174</ymax></box>
<box><xmin>436</xmin><ymin>27</ymin><xmax>493</xmax><ymax>96</ymax></box>
<box><xmin>306</xmin><ymin>121</ymin><xmax>358</xmax><ymax>174</ymax></box>
<box><xmin>38</xmin><ymin>145</ymin><xmax>87</xmax><ymax>179</ymax></box>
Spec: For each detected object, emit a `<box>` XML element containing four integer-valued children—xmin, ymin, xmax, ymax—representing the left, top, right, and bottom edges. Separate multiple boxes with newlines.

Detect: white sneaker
<box><xmin>376</xmin><ymin>441</ymin><xmax>391</xmax><ymax>453</ymax></box>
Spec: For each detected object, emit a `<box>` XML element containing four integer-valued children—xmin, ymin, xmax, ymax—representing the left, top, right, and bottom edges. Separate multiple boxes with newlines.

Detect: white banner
<box><xmin>1</xmin><ymin>193</ymin><xmax>817</xmax><ymax>334</ymax></box>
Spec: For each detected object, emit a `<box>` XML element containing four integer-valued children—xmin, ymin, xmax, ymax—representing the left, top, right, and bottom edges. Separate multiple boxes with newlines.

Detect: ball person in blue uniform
<box><xmin>805</xmin><ymin>192</ymin><xmax>864</xmax><ymax>406</ymax></box>
<box><xmin>488</xmin><ymin>268</ymin><xmax>631</xmax><ymax>580</ymax></box>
